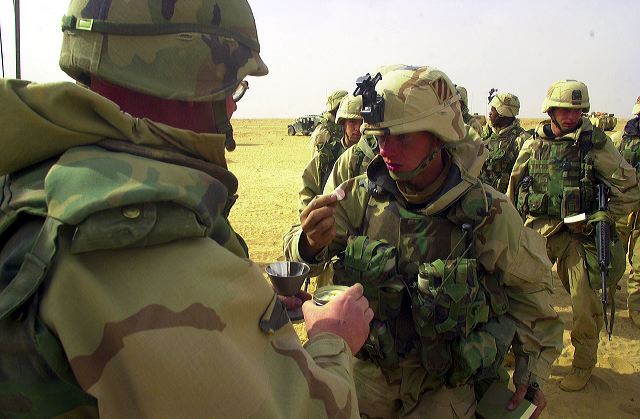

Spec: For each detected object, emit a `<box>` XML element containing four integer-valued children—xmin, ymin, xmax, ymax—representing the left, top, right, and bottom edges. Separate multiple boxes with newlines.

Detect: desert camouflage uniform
<box><xmin>310</xmin><ymin>117</ymin><xmax>345</xmax><ymax>156</ymax></box>
<box><xmin>507</xmin><ymin>117</ymin><xmax>640</xmax><ymax>370</ymax></box>
<box><xmin>0</xmin><ymin>1</ymin><xmax>360</xmax><ymax>416</ymax></box>
<box><xmin>286</xmin><ymin>65</ymin><xmax>562</xmax><ymax>418</ymax></box>
<box><xmin>611</xmin><ymin>116</ymin><xmax>640</xmax><ymax>314</ymax></box>
<box><xmin>479</xmin><ymin>120</ymin><xmax>530</xmax><ymax>193</ymax></box>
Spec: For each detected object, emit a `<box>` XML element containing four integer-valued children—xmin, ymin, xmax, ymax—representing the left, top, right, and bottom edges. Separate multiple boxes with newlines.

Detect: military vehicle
<box><xmin>287</xmin><ymin>115</ymin><xmax>322</xmax><ymax>136</ymax></box>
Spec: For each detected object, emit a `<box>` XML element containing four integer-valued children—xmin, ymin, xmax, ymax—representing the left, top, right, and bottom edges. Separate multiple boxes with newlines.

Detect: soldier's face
<box><xmin>489</xmin><ymin>107</ymin><xmax>499</xmax><ymax>125</ymax></box>
<box><xmin>550</xmin><ymin>108</ymin><xmax>582</xmax><ymax>131</ymax></box>
<box><xmin>343</xmin><ymin>119</ymin><xmax>363</xmax><ymax>146</ymax></box>
<box><xmin>378</xmin><ymin>131</ymin><xmax>440</xmax><ymax>173</ymax></box>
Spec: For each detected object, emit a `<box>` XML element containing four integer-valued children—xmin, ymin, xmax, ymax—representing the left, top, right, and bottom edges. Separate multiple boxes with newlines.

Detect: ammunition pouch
<box><xmin>410</xmin><ymin>258</ymin><xmax>510</xmax><ymax>386</ymax></box>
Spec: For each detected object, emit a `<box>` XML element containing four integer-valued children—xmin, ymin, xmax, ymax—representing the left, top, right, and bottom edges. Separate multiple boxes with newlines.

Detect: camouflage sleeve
<box><xmin>284</xmin><ymin>176</ymin><xmax>367</xmax><ymax>274</ymax></box>
<box><xmin>309</xmin><ymin>124</ymin><xmax>331</xmax><ymax>153</ymax></box>
<box><xmin>299</xmin><ymin>154</ymin><xmax>326</xmax><ymax>212</ymax></box>
<box><xmin>323</xmin><ymin>146</ymin><xmax>357</xmax><ymax>195</ymax></box>
<box><xmin>593</xmin><ymin>137</ymin><xmax>640</xmax><ymax>218</ymax></box>
<box><xmin>475</xmin><ymin>193</ymin><xmax>563</xmax><ymax>387</ymax></box>
<box><xmin>41</xmin><ymin>236</ymin><xmax>359</xmax><ymax>418</ymax></box>
<box><xmin>506</xmin><ymin>137</ymin><xmax>534</xmax><ymax>205</ymax></box>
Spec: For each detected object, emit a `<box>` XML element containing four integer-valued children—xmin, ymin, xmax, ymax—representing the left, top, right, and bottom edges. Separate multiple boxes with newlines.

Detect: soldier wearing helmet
<box><xmin>309</xmin><ymin>89</ymin><xmax>348</xmax><ymax>152</ymax></box>
<box><xmin>507</xmin><ymin>80</ymin><xmax>640</xmax><ymax>392</ymax></box>
<box><xmin>288</xmin><ymin>94</ymin><xmax>365</xmax><ymax>289</ymax></box>
<box><xmin>0</xmin><ymin>0</ymin><xmax>373</xmax><ymax>416</ymax></box>
<box><xmin>610</xmin><ymin>96</ymin><xmax>640</xmax><ymax>330</ymax></box>
<box><xmin>456</xmin><ymin>85</ymin><xmax>484</xmax><ymax>134</ymax></box>
<box><xmin>285</xmin><ymin>64</ymin><xmax>562</xmax><ymax>418</ymax></box>
<box><xmin>479</xmin><ymin>92</ymin><xmax>531</xmax><ymax>193</ymax></box>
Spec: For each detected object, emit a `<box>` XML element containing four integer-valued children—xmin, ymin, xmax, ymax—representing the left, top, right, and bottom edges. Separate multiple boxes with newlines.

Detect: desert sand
<box><xmin>227</xmin><ymin>118</ymin><xmax>640</xmax><ymax>418</ymax></box>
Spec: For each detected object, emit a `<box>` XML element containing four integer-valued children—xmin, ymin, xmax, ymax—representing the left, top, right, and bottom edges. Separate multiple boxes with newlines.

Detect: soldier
<box><xmin>507</xmin><ymin>80</ymin><xmax>640</xmax><ymax>392</ymax></box>
<box><xmin>286</xmin><ymin>64</ymin><xmax>563</xmax><ymax>418</ymax></box>
<box><xmin>299</xmin><ymin>94</ymin><xmax>365</xmax><ymax>209</ymax></box>
<box><xmin>457</xmin><ymin>85</ymin><xmax>484</xmax><ymax>135</ymax></box>
<box><xmin>610</xmin><ymin>97</ymin><xmax>640</xmax><ymax>329</ymax></box>
<box><xmin>309</xmin><ymin>89</ymin><xmax>348</xmax><ymax>152</ymax></box>
<box><xmin>479</xmin><ymin>92</ymin><xmax>531</xmax><ymax>193</ymax></box>
<box><xmin>0</xmin><ymin>0</ymin><xmax>373</xmax><ymax>416</ymax></box>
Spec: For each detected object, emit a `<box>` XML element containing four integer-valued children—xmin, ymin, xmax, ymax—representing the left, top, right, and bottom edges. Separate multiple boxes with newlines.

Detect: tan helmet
<box><xmin>325</xmin><ymin>90</ymin><xmax>349</xmax><ymax>113</ymax></box>
<box><xmin>456</xmin><ymin>86</ymin><xmax>469</xmax><ymax>108</ymax></box>
<box><xmin>541</xmin><ymin>80</ymin><xmax>590</xmax><ymax>113</ymax></box>
<box><xmin>632</xmin><ymin>96</ymin><xmax>640</xmax><ymax>115</ymax></box>
<box><xmin>361</xmin><ymin>65</ymin><xmax>465</xmax><ymax>143</ymax></box>
<box><xmin>336</xmin><ymin>94</ymin><xmax>363</xmax><ymax>124</ymax></box>
<box><xmin>60</xmin><ymin>0</ymin><xmax>268</xmax><ymax>102</ymax></box>
<box><xmin>489</xmin><ymin>92</ymin><xmax>520</xmax><ymax>117</ymax></box>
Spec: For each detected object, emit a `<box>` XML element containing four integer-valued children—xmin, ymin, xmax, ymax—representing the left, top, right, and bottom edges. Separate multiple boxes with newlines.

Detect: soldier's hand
<box><xmin>278</xmin><ymin>290</ymin><xmax>312</xmax><ymax>310</ymax></box>
<box><xmin>508</xmin><ymin>383</ymin><xmax>547</xmax><ymax>419</ymax></box>
<box><xmin>299</xmin><ymin>193</ymin><xmax>339</xmax><ymax>260</ymax></box>
<box><xmin>302</xmin><ymin>283</ymin><xmax>374</xmax><ymax>354</ymax></box>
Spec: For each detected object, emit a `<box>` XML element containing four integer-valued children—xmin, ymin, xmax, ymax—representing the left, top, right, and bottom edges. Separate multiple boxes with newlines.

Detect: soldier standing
<box><xmin>508</xmin><ymin>80</ymin><xmax>640</xmax><ymax>392</ymax></box>
<box><xmin>309</xmin><ymin>89</ymin><xmax>348</xmax><ymax>152</ymax></box>
<box><xmin>610</xmin><ymin>97</ymin><xmax>640</xmax><ymax>329</ymax></box>
<box><xmin>286</xmin><ymin>64</ymin><xmax>563</xmax><ymax>418</ymax></box>
<box><xmin>457</xmin><ymin>85</ymin><xmax>484</xmax><ymax>134</ymax></box>
<box><xmin>0</xmin><ymin>0</ymin><xmax>373</xmax><ymax>416</ymax></box>
<box><xmin>479</xmin><ymin>92</ymin><xmax>531</xmax><ymax>193</ymax></box>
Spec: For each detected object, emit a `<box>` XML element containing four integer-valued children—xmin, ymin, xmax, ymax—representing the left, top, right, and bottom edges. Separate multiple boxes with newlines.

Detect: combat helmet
<box><xmin>325</xmin><ymin>90</ymin><xmax>349</xmax><ymax>113</ymax></box>
<box><xmin>361</xmin><ymin>65</ymin><xmax>465</xmax><ymax>143</ymax></box>
<box><xmin>336</xmin><ymin>94</ymin><xmax>363</xmax><ymax>124</ymax></box>
<box><xmin>632</xmin><ymin>96</ymin><xmax>640</xmax><ymax>115</ymax></box>
<box><xmin>490</xmin><ymin>92</ymin><xmax>520</xmax><ymax>117</ymax></box>
<box><xmin>456</xmin><ymin>86</ymin><xmax>469</xmax><ymax>110</ymax></box>
<box><xmin>60</xmin><ymin>0</ymin><xmax>267</xmax><ymax>102</ymax></box>
<box><xmin>541</xmin><ymin>80</ymin><xmax>590</xmax><ymax>113</ymax></box>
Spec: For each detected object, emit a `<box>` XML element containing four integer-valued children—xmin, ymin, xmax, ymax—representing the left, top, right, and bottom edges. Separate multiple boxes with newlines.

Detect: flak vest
<box><xmin>480</xmin><ymin>126</ymin><xmax>525</xmax><ymax>193</ymax></box>
<box><xmin>331</xmin><ymin>177</ymin><xmax>514</xmax><ymax>389</ymax></box>
<box><xmin>516</xmin><ymin>128</ymin><xmax>608</xmax><ymax>220</ymax></box>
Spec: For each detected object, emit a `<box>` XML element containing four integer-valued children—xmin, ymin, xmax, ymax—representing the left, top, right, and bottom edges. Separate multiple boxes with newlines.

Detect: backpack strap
<box><xmin>0</xmin><ymin>216</ymin><xmax>62</xmax><ymax>320</ymax></box>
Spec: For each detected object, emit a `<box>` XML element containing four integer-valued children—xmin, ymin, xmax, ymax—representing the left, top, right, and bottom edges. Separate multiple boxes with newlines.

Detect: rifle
<box><xmin>595</xmin><ymin>183</ymin><xmax>613</xmax><ymax>340</ymax></box>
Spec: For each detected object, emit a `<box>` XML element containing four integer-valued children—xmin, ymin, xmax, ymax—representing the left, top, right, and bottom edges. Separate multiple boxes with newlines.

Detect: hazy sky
<box><xmin>1</xmin><ymin>0</ymin><xmax>639</xmax><ymax>119</ymax></box>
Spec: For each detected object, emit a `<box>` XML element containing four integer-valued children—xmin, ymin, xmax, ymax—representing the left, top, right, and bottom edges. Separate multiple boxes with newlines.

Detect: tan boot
<box><xmin>559</xmin><ymin>367</ymin><xmax>593</xmax><ymax>392</ymax></box>
<box><xmin>630</xmin><ymin>310</ymin><xmax>640</xmax><ymax>329</ymax></box>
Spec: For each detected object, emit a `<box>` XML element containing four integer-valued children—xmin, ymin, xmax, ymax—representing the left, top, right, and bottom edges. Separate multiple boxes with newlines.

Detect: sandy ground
<box><xmin>227</xmin><ymin>118</ymin><xmax>640</xmax><ymax>418</ymax></box>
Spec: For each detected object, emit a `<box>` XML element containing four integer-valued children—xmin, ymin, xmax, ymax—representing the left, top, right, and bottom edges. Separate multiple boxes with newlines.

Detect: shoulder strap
<box><xmin>0</xmin><ymin>217</ymin><xmax>63</xmax><ymax>320</ymax></box>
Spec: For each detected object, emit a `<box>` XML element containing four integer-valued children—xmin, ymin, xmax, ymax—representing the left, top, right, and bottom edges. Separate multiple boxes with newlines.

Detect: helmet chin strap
<box><xmin>549</xmin><ymin>111</ymin><xmax>579</xmax><ymax>136</ymax></box>
<box><xmin>213</xmin><ymin>100</ymin><xmax>236</xmax><ymax>151</ymax></box>
<box><xmin>388</xmin><ymin>144</ymin><xmax>444</xmax><ymax>182</ymax></box>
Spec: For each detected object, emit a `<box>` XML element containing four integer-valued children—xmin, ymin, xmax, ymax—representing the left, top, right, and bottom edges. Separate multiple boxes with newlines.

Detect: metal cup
<box><xmin>265</xmin><ymin>261</ymin><xmax>310</xmax><ymax>296</ymax></box>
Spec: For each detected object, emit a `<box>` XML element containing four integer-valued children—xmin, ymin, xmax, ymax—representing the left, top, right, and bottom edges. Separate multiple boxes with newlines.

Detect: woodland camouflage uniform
<box><xmin>286</xmin><ymin>65</ymin><xmax>563</xmax><ymax>418</ymax></box>
<box><xmin>610</xmin><ymin>97</ymin><xmax>640</xmax><ymax>326</ymax></box>
<box><xmin>480</xmin><ymin>93</ymin><xmax>531</xmax><ymax>193</ymax></box>
<box><xmin>507</xmin><ymin>80</ymin><xmax>640</xmax><ymax>391</ymax></box>
<box><xmin>0</xmin><ymin>1</ymin><xmax>360</xmax><ymax>417</ymax></box>
<box><xmin>309</xmin><ymin>90</ymin><xmax>347</xmax><ymax>153</ymax></box>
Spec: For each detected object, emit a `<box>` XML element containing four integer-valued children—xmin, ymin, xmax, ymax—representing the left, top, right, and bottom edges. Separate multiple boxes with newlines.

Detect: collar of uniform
<box><xmin>536</xmin><ymin>116</ymin><xmax>591</xmax><ymax>141</ymax></box>
<box><xmin>493</xmin><ymin>119</ymin><xmax>521</xmax><ymax>136</ymax></box>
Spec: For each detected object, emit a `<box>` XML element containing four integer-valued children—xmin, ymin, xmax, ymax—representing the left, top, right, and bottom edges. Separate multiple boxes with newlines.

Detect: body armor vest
<box><xmin>332</xmin><ymin>180</ymin><xmax>513</xmax><ymax>388</ymax></box>
<box><xmin>480</xmin><ymin>126</ymin><xmax>525</xmax><ymax>193</ymax></box>
<box><xmin>517</xmin><ymin>128</ymin><xmax>607</xmax><ymax>219</ymax></box>
<box><xmin>316</xmin><ymin>139</ymin><xmax>346</xmax><ymax>191</ymax></box>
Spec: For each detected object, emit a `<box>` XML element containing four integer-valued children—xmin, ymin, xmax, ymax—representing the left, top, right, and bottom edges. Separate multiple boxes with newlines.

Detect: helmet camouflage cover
<box><xmin>632</xmin><ymin>96</ymin><xmax>640</xmax><ymax>116</ymax></box>
<box><xmin>60</xmin><ymin>0</ymin><xmax>268</xmax><ymax>102</ymax></box>
<box><xmin>456</xmin><ymin>86</ymin><xmax>469</xmax><ymax>108</ymax></box>
<box><xmin>362</xmin><ymin>65</ymin><xmax>466</xmax><ymax>143</ymax></box>
<box><xmin>541</xmin><ymin>80</ymin><xmax>590</xmax><ymax>113</ymax></box>
<box><xmin>325</xmin><ymin>90</ymin><xmax>349</xmax><ymax>113</ymax></box>
<box><xmin>489</xmin><ymin>92</ymin><xmax>520</xmax><ymax>117</ymax></box>
<box><xmin>336</xmin><ymin>94</ymin><xmax>363</xmax><ymax>124</ymax></box>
